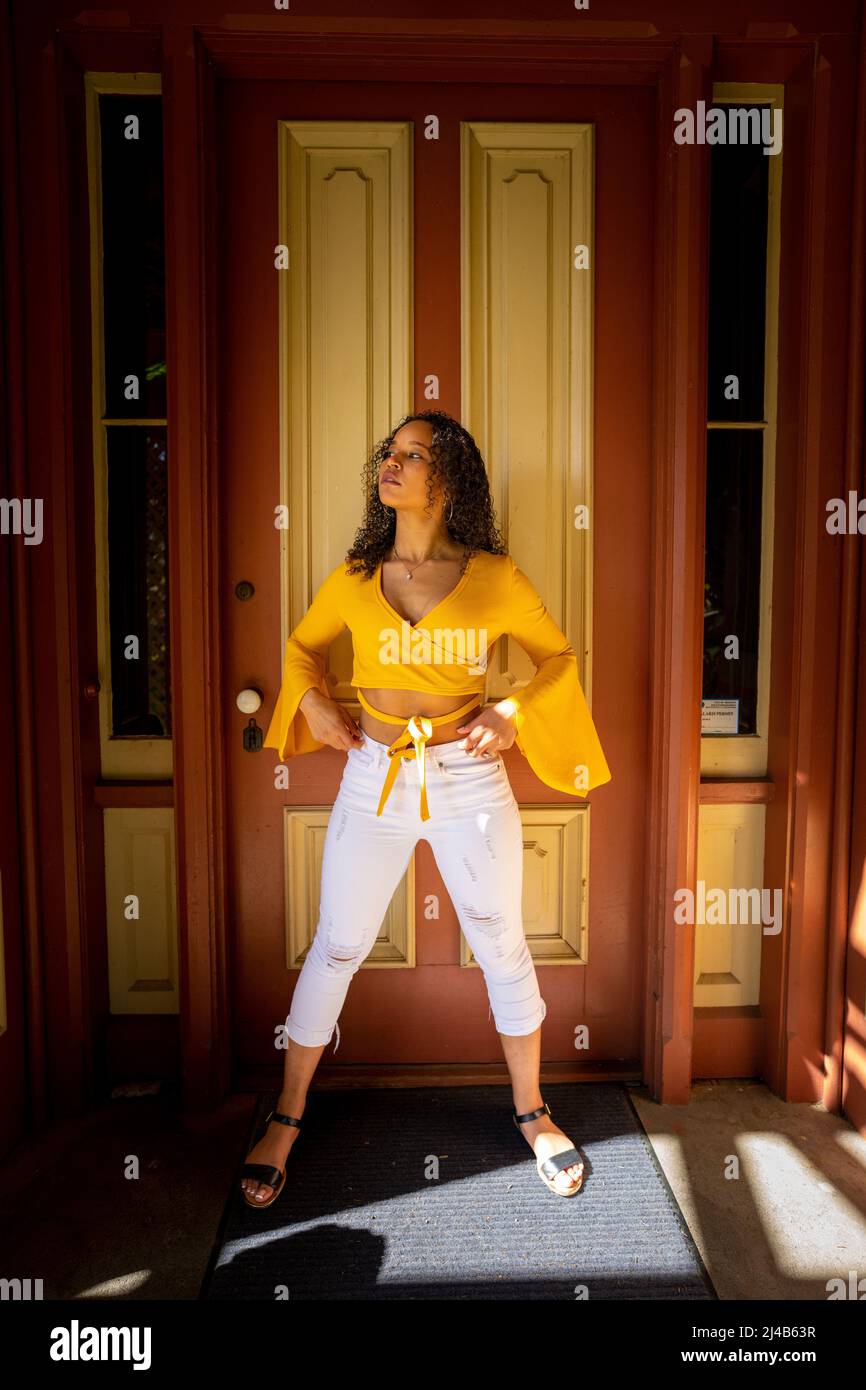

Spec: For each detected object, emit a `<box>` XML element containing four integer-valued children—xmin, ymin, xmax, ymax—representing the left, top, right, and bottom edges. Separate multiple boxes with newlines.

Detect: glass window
<box><xmin>703</xmin><ymin>430</ymin><xmax>763</xmax><ymax>735</ymax></box>
<box><xmin>703</xmin><ymin>105</ymin><xmax>772</xmax><ymax>740</ymax></box>
<box><xmin>106</xmin><ymin>427</ymin><xmax>171</xmax><ymax>737</ymax></box>
<box><xmin>706</xmin><ymin>127</ymin><xmax>769</xmax><ymax>422</ymax></box>
<box><xmin>99</xmin><ymin>93</ymin><xmax>166</xmax><ymax>419</ymax></box>
<box><xmin>97</xmin><ymin>90</ymin><xmax>170</xmax><ymax>745</ymax></box>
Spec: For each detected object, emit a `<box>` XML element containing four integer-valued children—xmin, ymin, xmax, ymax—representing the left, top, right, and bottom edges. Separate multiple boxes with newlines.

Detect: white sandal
<box><xmin>513</xmin><ymin>1100</ymin><xmax>584</xmax><ymax>1197</ymax></box>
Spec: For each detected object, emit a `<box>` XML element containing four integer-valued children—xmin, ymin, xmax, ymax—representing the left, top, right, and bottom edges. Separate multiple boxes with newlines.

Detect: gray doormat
<box><xmin>202</xmin><ymin>1083</ymin><xmax>716</xmax><ymax>1300</ymax></box>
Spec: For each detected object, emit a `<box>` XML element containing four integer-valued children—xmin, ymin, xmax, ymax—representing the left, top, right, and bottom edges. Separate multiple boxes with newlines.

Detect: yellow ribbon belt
<box><xmin>355</xmin><ymin>690</ymin><xmax>482</xmax><ymax>821</ymax></box>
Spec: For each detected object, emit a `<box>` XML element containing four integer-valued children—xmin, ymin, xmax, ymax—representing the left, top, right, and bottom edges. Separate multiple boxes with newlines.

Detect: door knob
<box><xmin>236</xmin><ymin>687</ymin><xmax>263</xmax><ymax>713</ymax></box>
<box><xmin>238</xmin><ymin>688</ymin><xmax>265</xmax><ymax>752</ymax></box>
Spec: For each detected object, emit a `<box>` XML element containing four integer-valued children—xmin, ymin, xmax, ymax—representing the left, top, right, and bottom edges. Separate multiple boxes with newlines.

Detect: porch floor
<box><xmin>0</xmin><ymin>1079</ymin><xmax>864</xmax><ymax>1300</ymax></box>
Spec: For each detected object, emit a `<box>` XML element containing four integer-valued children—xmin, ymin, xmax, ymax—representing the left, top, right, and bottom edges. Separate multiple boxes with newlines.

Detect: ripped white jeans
<box><xmin>285</xmin><ymin>732</ymin><xmax>548</xmax><ymax>1050</ymax></box>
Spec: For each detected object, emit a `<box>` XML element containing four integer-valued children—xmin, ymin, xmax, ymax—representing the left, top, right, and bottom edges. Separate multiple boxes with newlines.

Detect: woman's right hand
<box><xmin>299</xmin><ymin>688</ymin><xmax>363</xmax><ymax>751</ymax></box>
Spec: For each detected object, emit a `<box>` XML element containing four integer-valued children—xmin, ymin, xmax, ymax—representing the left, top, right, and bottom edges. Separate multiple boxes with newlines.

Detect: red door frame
<box><xmin>5</xmin><ymin>1</ymin><xmax>864</xmax><ymax>1131</ymax></box>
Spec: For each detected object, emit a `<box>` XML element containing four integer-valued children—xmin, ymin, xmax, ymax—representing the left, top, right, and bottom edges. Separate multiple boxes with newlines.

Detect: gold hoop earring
<box><xmin>445</xmin><ymin>497</ymin><xmax>454</xmax><ymax>523</ymax></box>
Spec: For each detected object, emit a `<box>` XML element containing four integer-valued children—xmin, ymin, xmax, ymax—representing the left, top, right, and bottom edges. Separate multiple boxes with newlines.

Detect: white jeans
<box><xmin>285</xmin><ymin>733</ymin><xmax>548</xmax><ymax>1049</ymax></box>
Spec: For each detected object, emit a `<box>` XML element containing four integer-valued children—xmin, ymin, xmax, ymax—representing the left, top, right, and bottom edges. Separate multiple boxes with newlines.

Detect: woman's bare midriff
<box><xmin>358</xmin><ymin>687</ymin><xmax>482</xmax><ymax>747</ymax></box>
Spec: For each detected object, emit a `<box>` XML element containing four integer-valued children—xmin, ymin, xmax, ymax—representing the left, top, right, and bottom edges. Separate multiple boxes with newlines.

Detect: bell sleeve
<box><xmin>262</xmin><ymin>564</ymin><xmax>348</xmax><ymax>761</ymax></box>
<box><xmin>505</xmin><ymin>557</ymin><xmax>612</xmax><ymax>797</ymax></box>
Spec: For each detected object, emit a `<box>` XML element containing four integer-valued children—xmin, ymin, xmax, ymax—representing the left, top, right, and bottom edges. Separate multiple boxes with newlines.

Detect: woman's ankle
<box><xmin>513</xmin><ymin>1093</ymin><xmax>545</xmax><ymax>1116</ymax></box>
<box><xmin>275</xmin><ymin>1093</ymin><xmax>306</xmax><ymax>1120</ymax></box>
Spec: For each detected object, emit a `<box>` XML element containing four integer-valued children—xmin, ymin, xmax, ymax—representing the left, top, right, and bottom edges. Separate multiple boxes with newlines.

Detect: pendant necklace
<box><xmin>390</xmin><ymin>546</ymin><xmax>439</xmax><ymax>581</ymax></box>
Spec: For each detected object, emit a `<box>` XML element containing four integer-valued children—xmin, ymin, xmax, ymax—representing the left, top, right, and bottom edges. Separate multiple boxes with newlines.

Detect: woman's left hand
<box><xmin>455</xmin><ymin>702</ymin><xmax>517</xmax><ymax>757</ymax></box>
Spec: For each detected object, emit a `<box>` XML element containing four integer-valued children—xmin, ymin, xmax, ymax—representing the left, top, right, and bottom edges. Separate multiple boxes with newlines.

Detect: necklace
<box><xmin>390</xmin><ymin>545</ymin><xmax>445</xmax><ymax>581</ymax></box>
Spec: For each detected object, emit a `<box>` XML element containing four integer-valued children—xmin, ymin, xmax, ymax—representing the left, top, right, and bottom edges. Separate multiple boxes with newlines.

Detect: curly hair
<box><xmin>344</xmin><ymin>410</ymin><xmax>507</xmax><ymax>580</ymax></box>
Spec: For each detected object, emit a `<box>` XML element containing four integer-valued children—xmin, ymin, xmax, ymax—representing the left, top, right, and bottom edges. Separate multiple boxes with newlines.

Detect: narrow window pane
<box><xmin>99</xmin><ymin>94</ymin><xmax>166</xmax><ymax>418</ymax></box>
<box><xmin>703</xmin><ymin>430</ymin><xmax>763</xmax><ymax>735</ymax></box>
<box><xmin>106</xmin><ymin>427</ymin><xmax>171</xmax><ymax>736</ymax></box>
<box><xmin>706</xmin><ymin>112</ymin><xmax>770</xmax><ymax>421</ymax></box>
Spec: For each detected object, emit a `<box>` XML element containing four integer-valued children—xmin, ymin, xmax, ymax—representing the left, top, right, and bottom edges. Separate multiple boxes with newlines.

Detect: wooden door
<box><xmin>219</xmin><ymin>74</ymin><xmax>653</xmax><ymax>1074</ymax></box>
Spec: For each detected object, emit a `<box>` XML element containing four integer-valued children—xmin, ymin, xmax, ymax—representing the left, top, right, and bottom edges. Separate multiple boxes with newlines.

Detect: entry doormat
<box><xmin>202</xmin><ymin>1083</ymin><xmax>716</xmax><ymax>1301</ymax></box>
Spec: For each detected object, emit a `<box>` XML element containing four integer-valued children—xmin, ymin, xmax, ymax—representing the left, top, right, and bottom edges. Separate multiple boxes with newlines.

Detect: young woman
<box><xmin>239</xmin><ymin>411</ymin><xmax>611</xmax><ymax>1208</ymax></box>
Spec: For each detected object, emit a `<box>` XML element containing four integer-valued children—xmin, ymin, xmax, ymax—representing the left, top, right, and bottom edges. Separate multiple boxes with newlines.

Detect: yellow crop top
<box><xmin>262</xmin><ymin>550</ymin><xmax>612</xmax><ymax>809</ymax></box>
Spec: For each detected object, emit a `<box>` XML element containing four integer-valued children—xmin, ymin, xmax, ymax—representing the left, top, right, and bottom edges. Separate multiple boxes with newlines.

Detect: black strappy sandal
<box><xmin>513</xmin><ymin>1100</ymin><xmax>584</xmax><ymax>1197</ymax></box>
<box><xmin>239</xmin><ymin>1109</ymin><xmax>302</xmax><ymax>1209</ymax></box>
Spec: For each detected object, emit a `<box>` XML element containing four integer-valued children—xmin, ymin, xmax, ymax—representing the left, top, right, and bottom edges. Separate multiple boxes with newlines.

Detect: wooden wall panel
<box><xmin>285</xmin><ymin>807</ymin><xmax>415</xmax><ymax>968</ymax></box>
<box><xmin>461</xmin><ymin>122</ymin><xmax>596</xmax><ymax>703</ymax></box>
<box><xmin>277</xmin><ymin>120</ymin><xmax>413</xmax><ymax>701</ymax></box>
<box><xmin>695</xmin><ymin>804</ymin><xmax>765</xmax><ymax>1007</ymax></box>
<box><xmin>103</xmin><ymin>808</ymin><xmax>179</xmax><ymax>1013</ymax></box>
<box><xmin>461</xmin><ymin>807</ymin><xmax>590</xmax><ymax>966</ymax></box>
